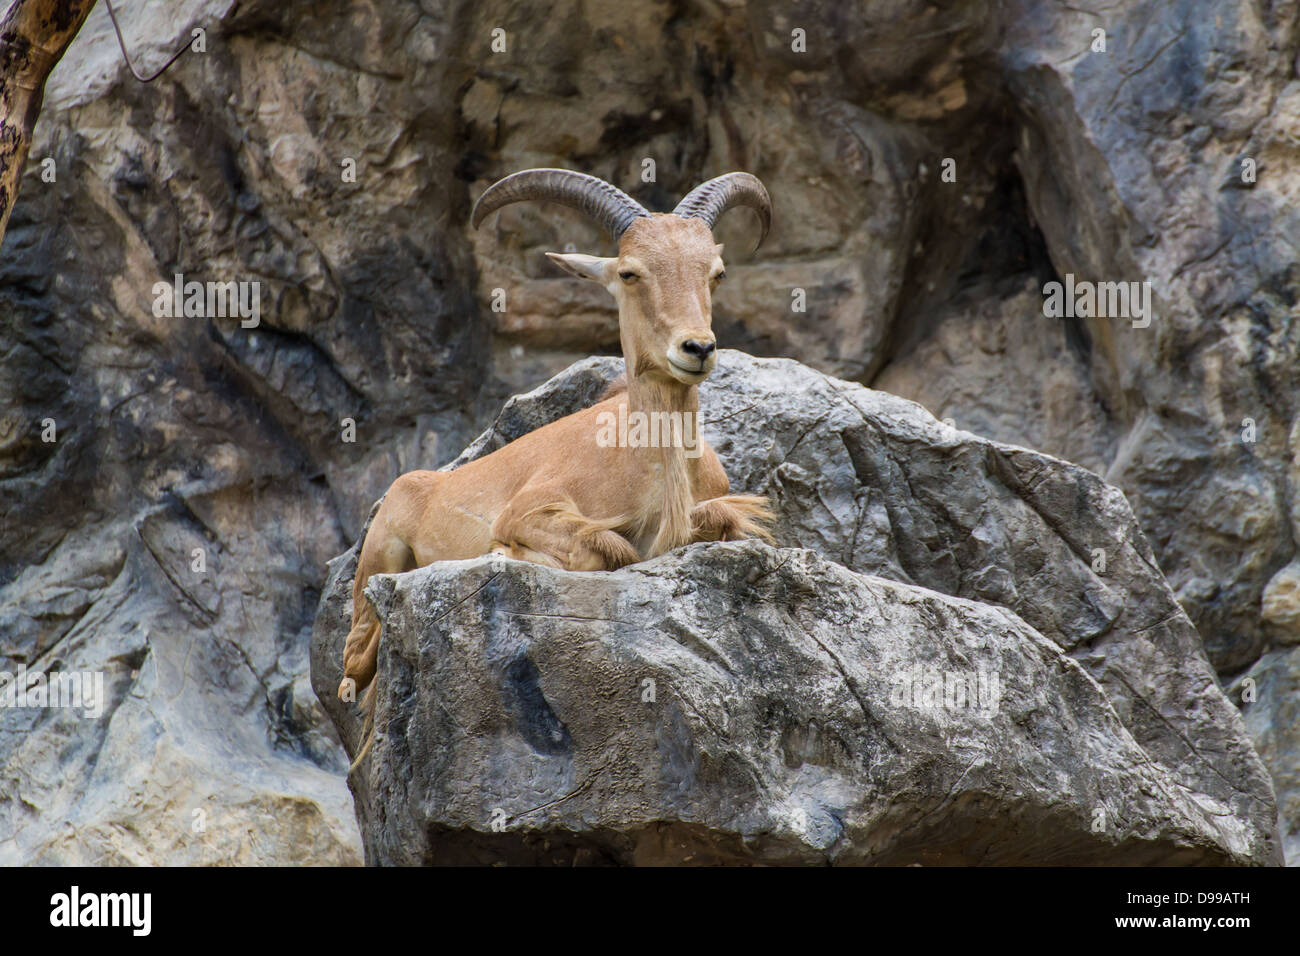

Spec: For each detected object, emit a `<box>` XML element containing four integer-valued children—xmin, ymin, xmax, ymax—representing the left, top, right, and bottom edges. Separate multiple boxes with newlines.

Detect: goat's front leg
<box><xmin>491</xmin><ymin>486</ymin><xmax>640</xmax><ymax>571</ymax></box>
<box><xmin>691</xmin><ymin>494</ymin><xmax>774</xmax><ymax>543</ymax></box>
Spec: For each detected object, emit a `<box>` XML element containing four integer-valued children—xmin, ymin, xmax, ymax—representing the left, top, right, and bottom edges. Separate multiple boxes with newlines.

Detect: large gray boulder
<box><xmin>316</xmin><ymin>544</ymin><xmax>1251</xmax><ymax>865</ymax></box>
<box><xmin>311</xmin><ymin>351</ymin><xmax>1280</xmax><ymax>864</ymax></box>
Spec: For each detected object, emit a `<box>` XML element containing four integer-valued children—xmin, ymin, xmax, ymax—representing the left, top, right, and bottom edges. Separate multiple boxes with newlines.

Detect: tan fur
<box><xmin>340</xmin><ymin>214</ymin><xmax>773</xmax><ymax>768</ymax></box>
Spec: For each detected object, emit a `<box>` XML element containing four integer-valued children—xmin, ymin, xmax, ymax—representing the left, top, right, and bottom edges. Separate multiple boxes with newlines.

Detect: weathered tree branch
<box><xmin>0</xmin><ymin>0</ymin><xmax>97</xmax><ymax>248</ymax></box>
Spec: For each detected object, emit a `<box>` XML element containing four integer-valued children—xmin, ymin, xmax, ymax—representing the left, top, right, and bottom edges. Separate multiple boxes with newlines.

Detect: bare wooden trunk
<box><xmin>0</xmin><ymin>0</ymin><xmax>97</xmax><ymax>247</ymax></box>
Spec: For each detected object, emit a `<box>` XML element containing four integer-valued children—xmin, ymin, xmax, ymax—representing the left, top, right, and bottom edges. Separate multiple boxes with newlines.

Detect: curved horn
<box><xmin>673</xmin><ymin>172</ymin><xmax>772</xmax><ymax>248</ymax></box>
<box><xmin>471</xmin><ymin>168</ymin><xmax>650</xmax><ymax>240</ymax></box>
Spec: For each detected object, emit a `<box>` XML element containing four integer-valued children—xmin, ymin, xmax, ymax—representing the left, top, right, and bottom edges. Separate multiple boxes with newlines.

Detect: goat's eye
<box><xmin>713</xmin><ymin>270</ymin><xmax>726</xmax><ymax>283</ymax></box>
<box><xmin>618</xmin><ymin>271</ymin><xmax>639</xmax><ymax>283</ymax></box>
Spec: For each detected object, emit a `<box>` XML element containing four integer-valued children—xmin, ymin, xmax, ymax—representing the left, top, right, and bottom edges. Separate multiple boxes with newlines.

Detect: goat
<box><xmin>339</xmin><ymin>168</ymin><xmax>774</xmax><ymax>766</ymax></box>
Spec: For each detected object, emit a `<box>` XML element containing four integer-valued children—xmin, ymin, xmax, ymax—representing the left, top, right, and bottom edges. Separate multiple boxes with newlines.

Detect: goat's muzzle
<box><xmin>667</xmin><ymin>333</ymin><xmax>718</xmax><ymax>382</ymax></box>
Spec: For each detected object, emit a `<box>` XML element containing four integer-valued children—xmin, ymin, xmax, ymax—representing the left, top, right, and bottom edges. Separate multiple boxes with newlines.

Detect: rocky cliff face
<box><xmin>1</xmin><ymin>0</ymin><xmax>1295</xmax><ymax>863</ymax></box>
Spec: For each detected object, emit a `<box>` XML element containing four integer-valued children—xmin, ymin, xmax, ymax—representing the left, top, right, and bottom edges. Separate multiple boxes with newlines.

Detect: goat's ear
<box><xmin>545</xmin><ymin>252</ymin><xmax>613</xmax><ymax>282</ymax></box>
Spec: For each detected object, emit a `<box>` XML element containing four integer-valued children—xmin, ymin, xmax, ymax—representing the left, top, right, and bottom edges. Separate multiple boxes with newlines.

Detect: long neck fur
<box><xmin>625</xmin><ymin>357</ymin><xmax>698</xmax><ymax>557</ymax></box>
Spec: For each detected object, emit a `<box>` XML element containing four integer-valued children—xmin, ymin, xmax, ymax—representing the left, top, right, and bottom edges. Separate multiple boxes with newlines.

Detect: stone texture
<box><xmin>2</xmin><ymin>0</ymin><xmax>1296</xmax><ymax>863</ymax></box>
<box><xmin>1261</xmin><ymin>561</ymin><xmax>1300</xmax><ymax>646</ymax></box>
<box><xmin>314</xmin><ymin>543</ymin><xmax>1257</xmax><ymax>866</ymax></box>
<box><xmin>1235</xmin><ymin>646</ymin><xmax>1300</xmax><ymax>866</ymax></box>
<box><xmin>312</xmin><ymin>351</ymin><xmax>1279</xmax><ymax>865</ymax></box>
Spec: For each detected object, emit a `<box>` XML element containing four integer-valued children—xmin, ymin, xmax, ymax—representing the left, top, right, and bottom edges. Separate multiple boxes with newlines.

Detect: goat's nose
<box><xmin>681</xmin><ymin>339</ymin><xmax>716</xmax><ymax>360</ymax></box>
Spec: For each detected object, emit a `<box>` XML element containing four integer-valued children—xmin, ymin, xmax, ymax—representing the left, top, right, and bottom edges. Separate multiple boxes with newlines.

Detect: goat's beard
<box><xmin>621</xmin><ymin>357</ymin><xmax>704</xmax><ymax>556</ymax></box>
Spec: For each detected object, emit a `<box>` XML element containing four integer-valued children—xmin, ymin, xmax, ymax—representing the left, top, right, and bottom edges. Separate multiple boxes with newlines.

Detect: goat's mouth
<box><xmin>667</xmin><ymin>357</ymin><xmax>712</xmax><ymax>382</ymax></box>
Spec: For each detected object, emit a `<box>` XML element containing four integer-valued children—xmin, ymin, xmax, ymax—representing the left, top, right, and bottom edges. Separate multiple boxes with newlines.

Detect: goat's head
<box><xmin>472</xmin><ymin>169</ymin><xmax>770</xmax><ymax>386</ymax></box>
